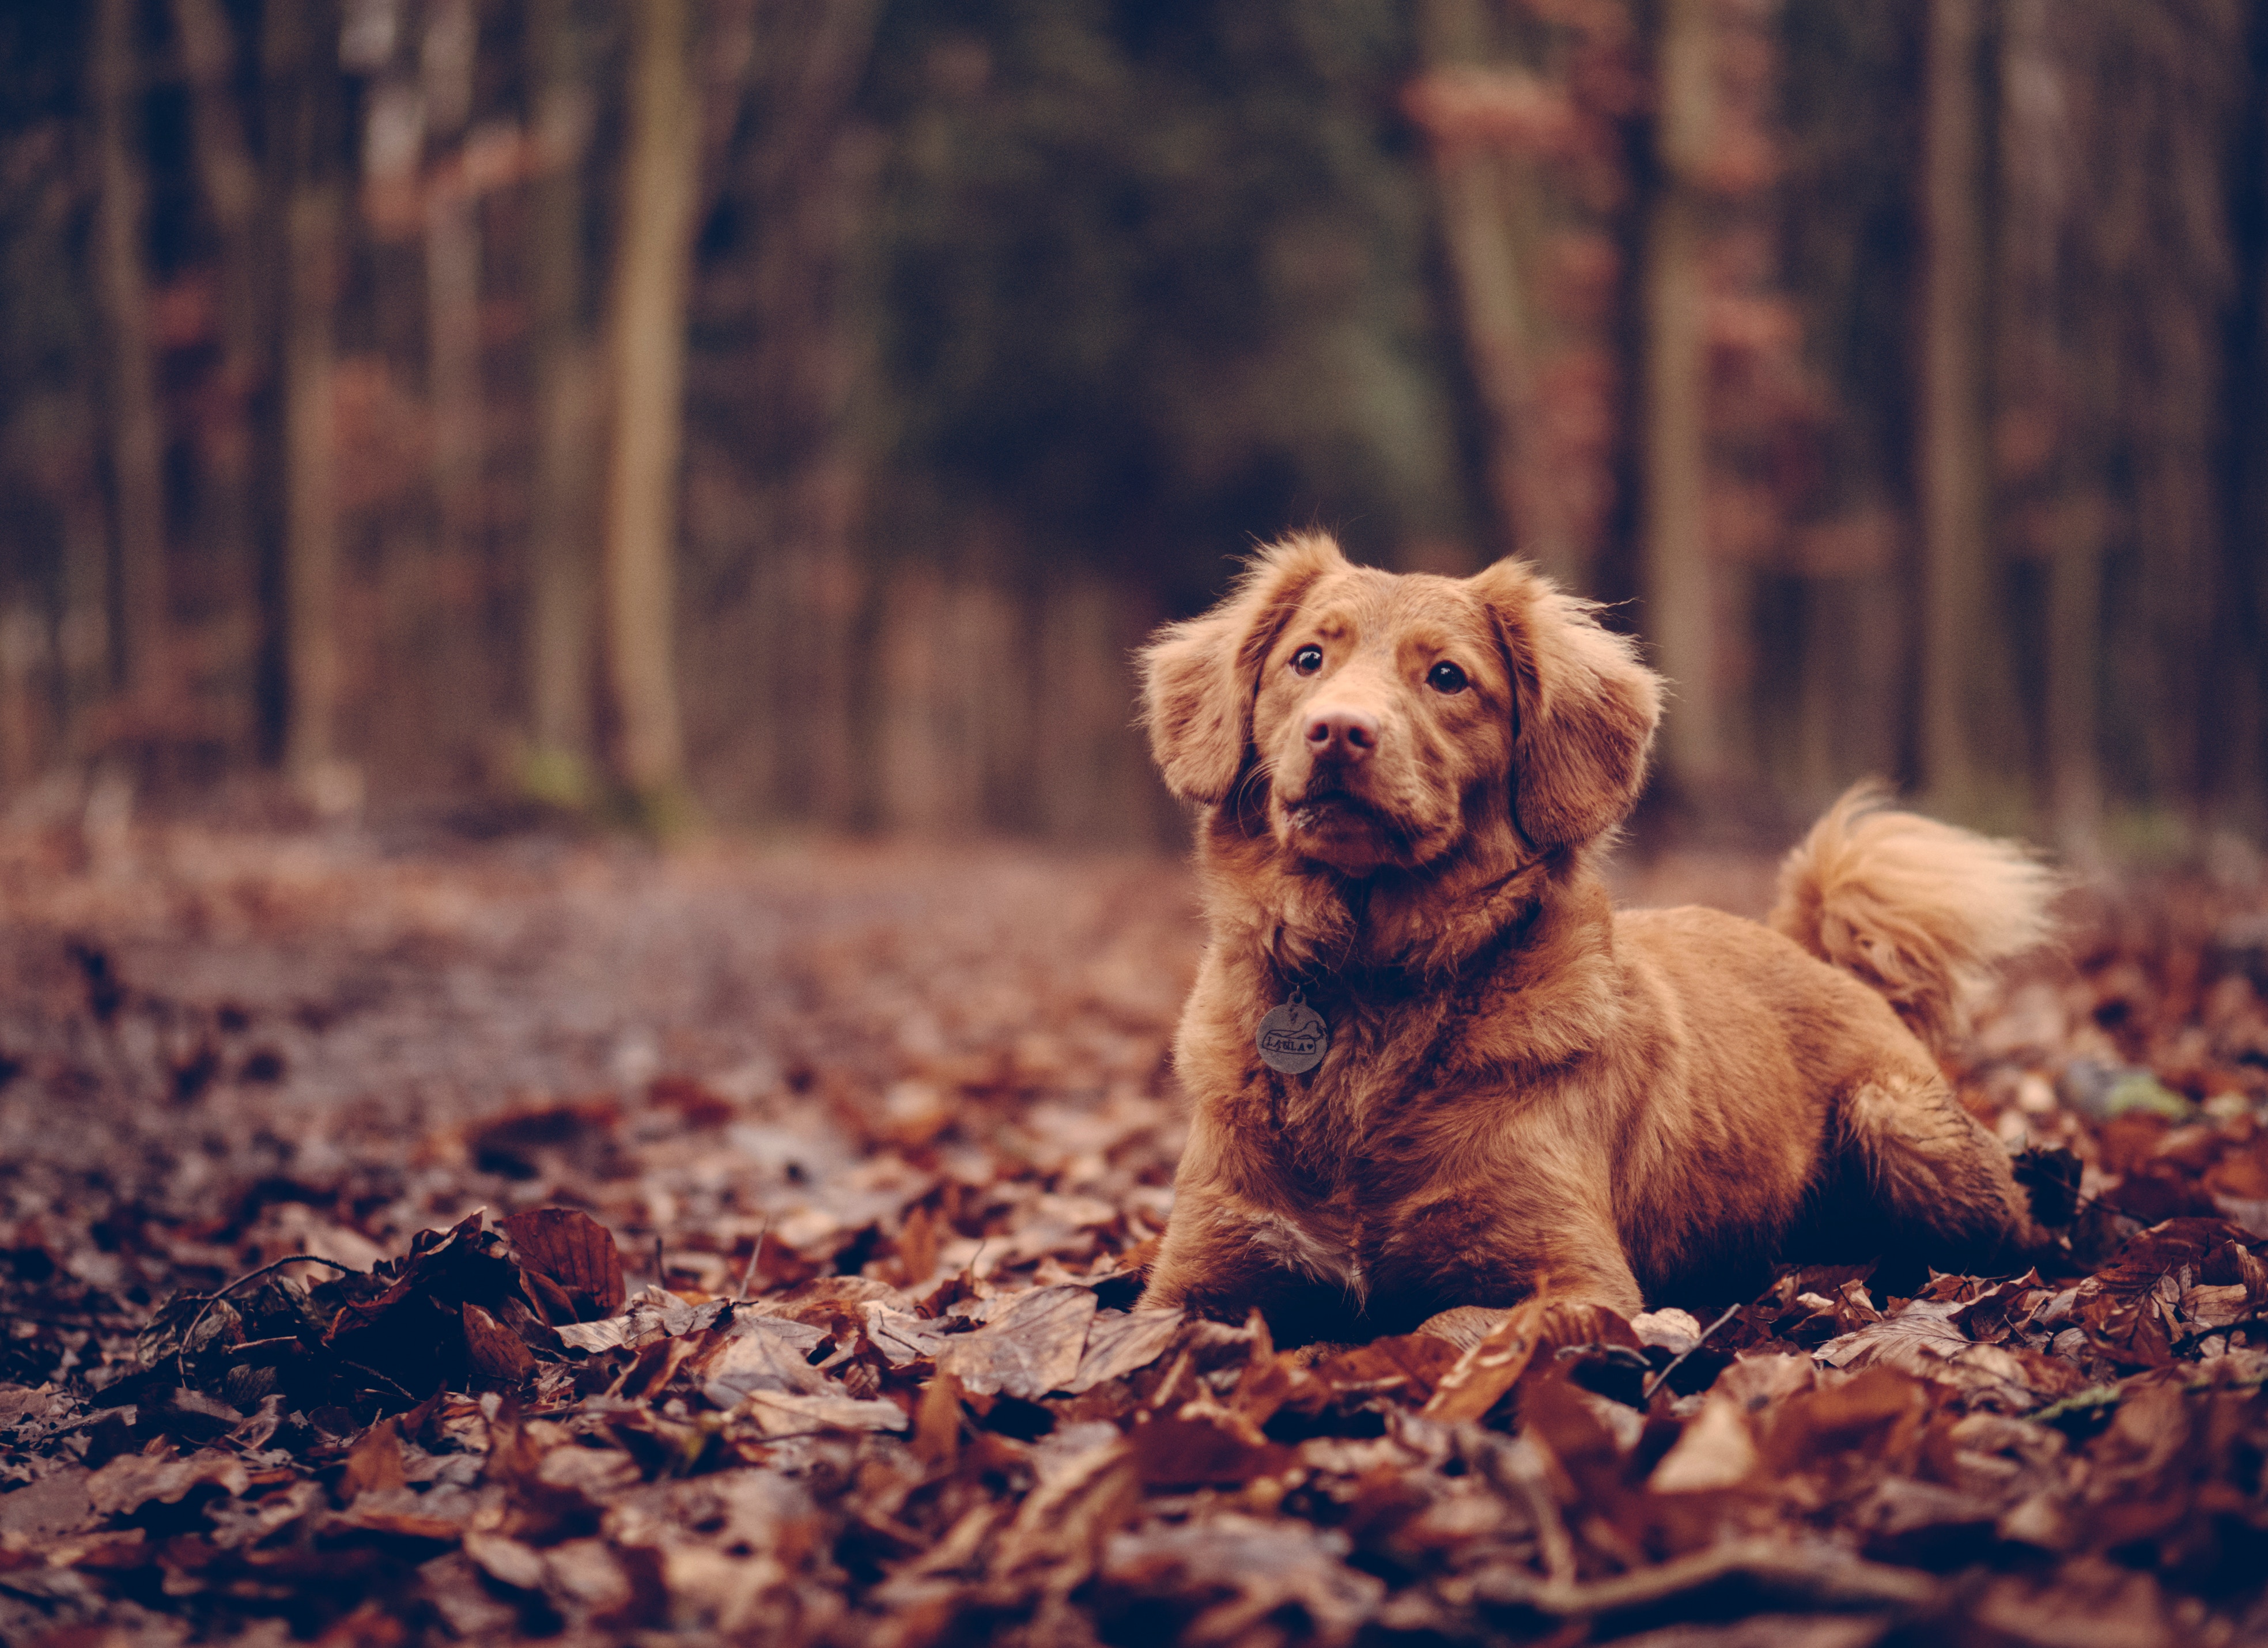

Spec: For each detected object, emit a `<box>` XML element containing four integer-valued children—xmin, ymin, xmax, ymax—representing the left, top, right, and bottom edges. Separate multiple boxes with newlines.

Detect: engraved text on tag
<box><xmin>1256</xmin><ymin>994</ymin><xmax>1328</xmax><ymax>1075</ymax></box>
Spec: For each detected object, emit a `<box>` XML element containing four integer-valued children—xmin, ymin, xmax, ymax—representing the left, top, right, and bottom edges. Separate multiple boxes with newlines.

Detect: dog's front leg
<box><xmin>1139</xmin><ymin>1181</ymin><xmax>1352</xmax><ymax>1325</ymax></box>
<box><xmin>1403</xmin><ymin>1196</ymin><xmax>1644</xmax><ymax>1346</ymax></box>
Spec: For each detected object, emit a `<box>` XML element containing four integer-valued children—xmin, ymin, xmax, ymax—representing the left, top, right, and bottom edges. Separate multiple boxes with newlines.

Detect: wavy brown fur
<box><xmin>1770</xmin><ymin>783</ymin><xmax>2057</xmax><ymax>1053</ymax></box>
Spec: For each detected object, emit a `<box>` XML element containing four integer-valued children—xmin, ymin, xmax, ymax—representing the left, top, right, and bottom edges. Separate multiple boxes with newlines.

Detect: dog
<box><xmin>1133</xmin><ymin>532</ymin><xmax>2054</xmax><ymax>1344</ymax></box>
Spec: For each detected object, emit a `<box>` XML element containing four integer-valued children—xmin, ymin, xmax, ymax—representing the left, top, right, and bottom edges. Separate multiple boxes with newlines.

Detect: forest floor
<box><xmin>2</xmin><ymin>811</ymin><xmax>2267</xmax><ymax>1647</ymax></box>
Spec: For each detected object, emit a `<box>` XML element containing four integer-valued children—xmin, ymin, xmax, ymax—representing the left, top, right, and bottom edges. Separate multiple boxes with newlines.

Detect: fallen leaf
<box><xmin>1098</xmin><ymin>1514</ymin><xmax>1382</xmax><ymax>1643</ymax></box>
<box><xmin>502</xmin><ymin>1208</ymin><xmax>627</xmax><ymax>1321</ymax></box>
<box><xmin>1422</xmin><ymin>1298</ymin><xmax>1635</xmax><ymax>1422</ymax></box>
<box><xmin>341</xmin><ymin>1418</ymin><xmax>407</xmax><ymax>1497</ymax></box>
<box><xmin>1313</xmin><ymin>1333</ymin><xmax>1463</xmax><ymax>1403</ymax></box>
<box><xmin>861</xmin><ymin>1303</ymin><xmax>959</xmax><ymax>1369</ymax></box>
<box><xmin>933</xmin><ymin>1286</ymin><xmax>1098</xmax><ymax>1400</ymax></box>
<box><xmin>1067</xmin><ymin>1307</ymin><xmax>1184</xmax><ymax>1392</ymax></box>
<box><xmin>463</xmin><ymin>1529</ymin><xmax>549</xmax><ymax>1592</ymax></box>
<box><xmin>462</xmin><ymin>1302</ymin><xmax>535</xmax><ymax>1382</ymax></box>
<box><xmin>1127</xmin><ymin>1415</ymin><xmax>1295</xmax><ymax>1489</ymax></box>
<box><xmin>694</xmin><ymin>1313</ymin><xmax>834</xmax><ymax>1407</ymax></box>
<box><xmin>86</xmin><ymin>1450</ymin><xmax>250</xmax><ymax>1518</ymax></box>
<box><xmin>1649</xmin><ymin>1392</ymin><xmax>1760</xmax><ymax>1493</ymax></box>
<box><xmin>733</xmin><ymin>1388</ymin><xmax>910</xmax><ymax>1438</ymax></box>
<box><xmin>0</xmin><ymin>1468</ymin><xmax>96</xmax><ymax>1542</ymax></box>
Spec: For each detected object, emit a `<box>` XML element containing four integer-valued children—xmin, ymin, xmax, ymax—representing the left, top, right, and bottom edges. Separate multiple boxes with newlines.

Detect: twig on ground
<box><xmin>735</xmin><ymin>1223</ymin><xmax>768</xmax><ymax>1303</ymax></box>
<box><xmin>175</xmin><ymin>1254</ymin><xmax>357</xmax><ymax>1387</ymax></box>
<box><xmin>336</xmin><ymin>1357</ymin><xmax>420</xmax><ymax>1405</ymax></box>
<box><xmin>1642</xmin><ymin>1301</ymin><xmax>1743</xmax><ymax>1402</ymax></box>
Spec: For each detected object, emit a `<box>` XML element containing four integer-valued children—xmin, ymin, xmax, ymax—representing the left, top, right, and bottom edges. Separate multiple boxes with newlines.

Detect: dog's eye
<box><xmin>1427</xmin><ymin>661</ymin><xmax>1469</xmax><ymax>694</ymax></box>
<box><xmin>1291</xmin><ymin>645</ymin><xmax>1324</xmax><ymax>676</ymax></box>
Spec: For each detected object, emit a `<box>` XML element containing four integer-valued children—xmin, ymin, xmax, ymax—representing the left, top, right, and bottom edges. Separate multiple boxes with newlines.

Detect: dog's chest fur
<box><xmin>1211</xmin><ymin>943</ymin><xmax>1610</xmax><ymax>1303</ymax></box>
<box><xmin>1174</xmin><ymin>854</ymin><xmax>1638</xmax><ymax>1310</ymax></box>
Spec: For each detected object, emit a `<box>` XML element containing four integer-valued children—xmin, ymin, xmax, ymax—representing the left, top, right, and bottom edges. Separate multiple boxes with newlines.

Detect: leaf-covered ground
<box><xmin>3</xmin><ymin>818</ymin><xmax>2268</xmax><ymax>1647</ymax></box>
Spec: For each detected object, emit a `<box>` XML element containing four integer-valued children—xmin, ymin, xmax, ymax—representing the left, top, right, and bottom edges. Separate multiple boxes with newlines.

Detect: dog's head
<box><xmin>1140</xmin><ymin>534</ymin><xmax>1662</xmax><ymax>876</ymax></box>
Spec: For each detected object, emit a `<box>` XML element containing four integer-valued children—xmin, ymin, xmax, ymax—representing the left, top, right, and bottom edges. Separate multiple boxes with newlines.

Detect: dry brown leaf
<box><xmin>862</xmin><ymin>1303</ymin><xmax>959</xmax><ymax>1369</ymax></box>
<box><xmin>463</xmin><ymin>1529</ymin><xmax>548</xmax><ymax>1592</ymax></box>
<box><xmin>734</xmin><ymin>1388</ymin><xmax>910</xmax><ymax>1439</ymax></box>
<box><xmin>0</xmin><ymin>1468</ymin><xmax>96</xmax><ymax>1542</ymax></box>
<box><xmin>690</xmin><ymin>1313</ymin><xmax>831</xmax><ymax>1405</ymax></box>
<box><xmin>341</xmin><ymin>1417</ymin><xmax>408</xmax><ymax>1497</ymax></box>
<box><xmin>1099</xmin><ymin>1514</ymin><xmax>1383</xmax><ymax>1645</ymax></box>
<box><xmin>1970</xmin><ymin>1555</ymin><xmax>2180</xmax><ymax>1648</ymax></box>
<box><xmin>1649</xmin><ymin>1392</ymin><xmax>1760</xmax><ymax>1494</ymax></box>
<box><xmin>502</xmin><ymin>1207</ymin><xmax>628</xmax><ymax>1320</ymax></box>
<box><xmin>1127</xmin><ymin>1415</ymin><xmax>1295</xmax><ymax>1489</ymax></box>
<box><xmin>85</xmin><ymin>1450</ymin><xmax>250</xmax><ymax>1518</ymax></box>
<box><xmin>340</xmin><ymin>1500</ymin><xmax>468</xmax><ymax>1541</ymax></box>
<box><xmin>933</xmin><ymin>1286</ymin><xmax>1098</xmax><ymax>1400</ymax></box>
<box><xmin>1066</xmin><ymin>1307</ymin><xmax>1183</xmax><ymax>1392</ymax></box>
<box><xmin>1422</xmin><ymin>1299</ymin><xmax>1548</xmax><ymax>1422</ymax></box>
<box><xmin>1313</xmin><ymin>1333</ymin><xmax>1462</xmax><ymax>1403</ymax></box>
<box><xmin>462</xmin><ymin>1302</ymin><xmax>535</xmax><ymax>1382</ymax></box>
<box><xmin>1422</xmin><ymin>1298</ymin><xmax>1634</xmax><ymax>1422</ymax></box>
<box><xmin>913</xmin><ymin>1370</ymin><xmax>966</xmax><ymax>1470</ymax></box>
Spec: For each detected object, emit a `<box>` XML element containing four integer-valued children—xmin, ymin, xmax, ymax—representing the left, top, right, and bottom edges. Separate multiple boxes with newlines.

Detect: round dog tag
<box><xmin>1256</xmin><ymin>991</ymin><xmax>1328</xmax><ymax>1075</ymax></box>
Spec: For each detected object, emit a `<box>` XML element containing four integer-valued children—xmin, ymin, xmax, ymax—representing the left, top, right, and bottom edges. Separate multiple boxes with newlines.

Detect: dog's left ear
<box><xmin>1140</xmin><ymin>534</ymin><xmax>1347</xmax><ymax>803</ymax></box>
<box><xmin>1471</xmin><ymin>558</ymin><xmax>1664</xmax><ymax>847</ymax></box>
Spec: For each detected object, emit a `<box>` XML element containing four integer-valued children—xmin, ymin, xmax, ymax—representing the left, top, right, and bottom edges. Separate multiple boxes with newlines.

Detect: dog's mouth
<box><xmin>1284</xmin><ymin>784</ymin><xmax>1423</xmax><ymax>871</ymax></box>
<box><xmin>1289</xmin><ymin>784</ymin><xmax>1381</xmax><ymax>825</ymax></box>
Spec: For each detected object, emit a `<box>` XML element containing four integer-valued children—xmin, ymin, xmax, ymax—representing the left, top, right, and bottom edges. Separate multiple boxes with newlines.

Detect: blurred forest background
<box><xmin>1</xmin><ymin>0</ymin><xmax>2263</xmax><ymax>852</ymax></box>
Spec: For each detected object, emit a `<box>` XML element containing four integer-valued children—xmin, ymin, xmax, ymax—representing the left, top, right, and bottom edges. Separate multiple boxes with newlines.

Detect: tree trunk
<box><xmin>1918</xmin><ymin>0</ymin><xmax>1990</xmax><ymax>817</ymax></box>
<box><xmin>1414</xmin><ymin>0</ymin><xmax>1581</xmax><ymax>584</ymax></box>
<box><xmin>2224</xmin><ymin>1</ymin><xmax>2268</xmax><ymax>832</ymax></box>
<box><xmin>264</xmin><ymin>0</ymin><xmax>347</xmax><ymax>803</ymax></box>
<box><xmin>524</xmin><ymin>0</ymin><xmax>598</xmax><ymax>799</ymax></box>
<box><xmin>730</xmin><ymin>0</ymin><xmax>879</xmax><ymax>829</ymax></box>
<box><xmin>2044</xmin><ymin>490</ymin><xmax>2106</xmax><ymax>853</ymax></box>
<box><xmin>0</xmin><ymin>606</ymin><xmax>38</xmax><ymax>790</ymax></box>
<box><xmin>169</xmin><ymin>0</ymin><xmax>270</xmax><ymax>749</ymax></box>
<box><xmin>1637</xmin><ymin>0</ymin><xmax>1722</xmax><ymax>796</ymax></box>
<box><xmin>92</xmin><ymin>0</ymin><xmax>167</xmax><ymax>706</ymax></box>
<box><xmin>600</xmin><ymin>0</ymin><xmax>701</xmax><ymax>819</ymax></box>
<box><xmin>422</xmin><ymin>0</ymin><xmax>488</xmax><ymax>778</ymax></box>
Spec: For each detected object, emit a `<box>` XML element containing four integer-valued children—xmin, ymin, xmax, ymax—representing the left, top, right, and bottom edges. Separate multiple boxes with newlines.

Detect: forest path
<box><xmin>2</xmin><ymin>823</ymin><xmax>2266</xmax><ymax>1646</ymax></box>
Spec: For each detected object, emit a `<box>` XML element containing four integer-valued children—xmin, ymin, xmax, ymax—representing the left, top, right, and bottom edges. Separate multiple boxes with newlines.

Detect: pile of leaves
<box><xmin>2</xmin><ymin>820</ymin><xmax>2268</xmax><ymax>1646</ymax></box>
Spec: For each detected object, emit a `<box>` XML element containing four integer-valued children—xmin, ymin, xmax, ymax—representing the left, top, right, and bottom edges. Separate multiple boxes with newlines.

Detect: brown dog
<box><xmin>1135</xmin><ymin>533</ymin><xmax>2054</xmax><ymax>1343</ymax></box>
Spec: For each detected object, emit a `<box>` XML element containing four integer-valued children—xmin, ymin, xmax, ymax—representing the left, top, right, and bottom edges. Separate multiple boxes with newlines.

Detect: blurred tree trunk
<box><xmin>264</xmin><ymin>0</ymin><xmax>348</xmax><ymax>802</ymax></box>
<box><xmin>2044</xmin><ymin>490</ymin><xmax>2106</xmax><ymax>847</ymax></box>
<box><xmin>601</xmin><ymin>0</ymin><xmax>700</xmax><ymax>821</ymax></box>
<box><xmin>424</xmin><ymin>0</ymin><xmax>487</xmax><ymax>778</ymax></box>
<box><xmin>523</xmin><ymin>0</ymin><xmax>598</xmax><ymax>800</ymax></box>
<box><xmin>169</xmin><ymin>0</ymin><xmax>270</xmax><ymax>729</ymax></box>
<box><xmin>2227</xmin><ymin>1</ymin><xmax>2268</xmax><ymax>830</ymax></box>
<box><xmin>92</xmin><ymin>0</ymin><xmax>165</xmax><ymax>705</ymax></box>
<box><xmin>1917</xmin><ymin>0</ymin><xmax>1990</xmax><ymax>815</ymax></box>
<box><xmin>1432</xmin><ymin>149</ymin><xmax>1539</xmax><ymax>567</ymax></box>
<box><xmin>1998</xmin><ymin>0</ymin><xmax>2097</xmax><ymax>849</ymax></box>
<box><xmin>0</xmin><ymin>606</ymin><xmax>37</xmax><ymax>789</ymax></box>
<box><xmin>743</xmin><ymin>0</ymin><xmax>879</xmax><ymax>829</ymax></box>
<box><xmin>1415</xmin><ymin>0</ymin><xmax>1552</xmax><ymax>578</ymax></box>
<box><xmin>1637</xmin><ymin>0</ymin><xmax>1722</xmax><ymax>795</ymax></box>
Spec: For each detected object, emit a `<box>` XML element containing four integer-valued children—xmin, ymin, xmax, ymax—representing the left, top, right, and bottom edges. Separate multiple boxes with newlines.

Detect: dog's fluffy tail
<box><xmin>1769</xmin><ymin>783</ymin><xmax>2057</xmax><ymax>1053</ymax></box>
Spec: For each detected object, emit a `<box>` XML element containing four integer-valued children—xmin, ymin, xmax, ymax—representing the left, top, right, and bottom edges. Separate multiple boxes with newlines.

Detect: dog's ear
<box><xmin>1140</xmin><ymin>534</ymin><xmax>1347</xmax><ymax>803</ymax></box>
<box><xmin>1471</xmin><ymin>558</ymin><xmax>1663</xmax><ymax>847</ymax></box>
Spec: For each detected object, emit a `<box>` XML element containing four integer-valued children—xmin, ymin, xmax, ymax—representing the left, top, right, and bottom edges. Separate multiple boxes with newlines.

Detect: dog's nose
<box><xmin>1305</xmin><ymin>707</ymin><xmax>1378</xmax><ymax>762</ymax></box>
